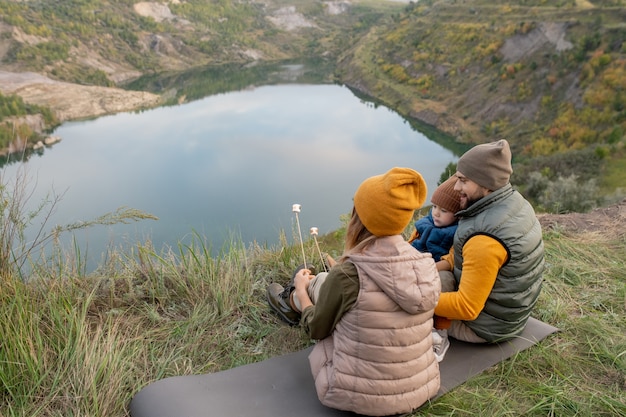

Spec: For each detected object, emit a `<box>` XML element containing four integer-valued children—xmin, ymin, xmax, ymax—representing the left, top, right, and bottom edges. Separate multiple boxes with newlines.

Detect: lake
<box><xmin>2</xmin><ymin>66</ymin><xmax>459</xmax><ymax>271</ymax></box>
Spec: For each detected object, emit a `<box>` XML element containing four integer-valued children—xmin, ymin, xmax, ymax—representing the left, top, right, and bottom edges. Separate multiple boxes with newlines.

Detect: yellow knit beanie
<box><xmin>353</xmin><ymin>167</ymin><xmax>427</xmax><ymax>236</ymax></box>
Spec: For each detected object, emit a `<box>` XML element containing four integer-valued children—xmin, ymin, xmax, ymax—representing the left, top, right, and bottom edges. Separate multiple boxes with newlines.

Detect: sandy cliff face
<box><xmin>0</xmin><ymin>70</ymin><xmax>161</xmax><ymax>155</ymax></box>
<box><xmin>0</xmin><ymin>71</ymin><xmax>162</xmax><ymax>123</ymax></box>
<box><xmin>0</xmin><ymin>13</ymin><xmax>163</xmax><ymax>125</ymax></box>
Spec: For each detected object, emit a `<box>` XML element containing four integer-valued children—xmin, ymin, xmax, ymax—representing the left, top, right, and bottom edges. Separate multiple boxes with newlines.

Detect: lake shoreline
<box><xmin>5</xmin><ymin>83</ymin><xmax>456</xmax><ymax>272</ymax></box>
<box><xmin>0</xmin><ymin>70</ymin><xmax>163</xmax><ymax>155</ymax></box>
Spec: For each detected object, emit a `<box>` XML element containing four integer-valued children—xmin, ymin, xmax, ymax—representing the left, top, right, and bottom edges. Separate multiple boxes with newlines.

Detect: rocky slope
<box><xmin>1</xmin><ymin>0</ymin><xmax>625</xmax><ymax>205</ymax></box>
<box><xmin>337</xmin><ymin>2</ymin><xmax>626</xmax><ymax>152</ymax></box>
<box><xmin>0</xmin><ymin>70</ymin><xmax>162</xmax><ymax>122</ymax></box>
<box><xmin>0</xmin><ymin>0</ymin><xmax>386</xmax><ymax>131</ymax></box>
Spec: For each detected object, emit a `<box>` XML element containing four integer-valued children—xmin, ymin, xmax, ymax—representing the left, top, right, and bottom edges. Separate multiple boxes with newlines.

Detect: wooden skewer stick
<box><xmin>310</xmin><ymin>227</ymin><xmax>327</xmax><ymax>272</ymax></box>
<box><xmin>292</xmin><ymin>204</ymin><xmax>307</xmax><ymax>269</ymax></box>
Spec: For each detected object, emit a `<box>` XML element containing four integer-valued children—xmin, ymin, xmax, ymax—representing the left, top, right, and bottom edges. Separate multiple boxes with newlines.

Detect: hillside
<box><xmin>0</xmin><ymin>0</ymin><xmax>395</xmax><ymax>81</ymax></box>
<box><xmin>0</xmin><ymin>0</ymin><xmax>401</xmax><ymax>149</ymax></box>
<box><xmin>336</xmin><ymin>0</ymin><xmax>626</xmax><ymax>207</ymax></box>
<box><xmin>0</xmin><ymin>0</ymin><xmax>625</xmax><ymax>209</ymax></box>
<box><xmin>0</xmin><ymin>4</ymin><xmax>624</xmax><ymax>416</ymax></box>
<box><xmin>0</xmin><ymin>192</ymin><xmax>624</xmax><ymax>416</ymax></box>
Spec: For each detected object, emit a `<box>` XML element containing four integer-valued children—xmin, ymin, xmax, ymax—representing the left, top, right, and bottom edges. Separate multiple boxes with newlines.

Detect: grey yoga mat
<box><xmin>129</xmin><ymin>317</ymin><xmax>558</xmax><ymax>417</ymax></box>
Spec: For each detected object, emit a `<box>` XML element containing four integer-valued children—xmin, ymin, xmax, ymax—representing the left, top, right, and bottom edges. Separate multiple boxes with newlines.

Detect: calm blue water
<box><xmin>3</xmin><ymin>83</ymin><xmax>457</xmax><ymax>270</ymax></box>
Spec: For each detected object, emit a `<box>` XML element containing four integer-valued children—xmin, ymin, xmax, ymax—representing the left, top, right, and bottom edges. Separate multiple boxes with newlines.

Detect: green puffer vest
<box><xmin>452</xmin><ymin>184</ymin><xmax>544</xmax><ymax>342</ymax></box>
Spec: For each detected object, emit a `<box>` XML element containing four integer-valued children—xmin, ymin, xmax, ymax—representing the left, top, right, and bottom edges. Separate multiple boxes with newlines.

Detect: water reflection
<box><xmin>3</xmin><ymin>83</ymin><xmax>458</xmax><ymax>270</ymax></box>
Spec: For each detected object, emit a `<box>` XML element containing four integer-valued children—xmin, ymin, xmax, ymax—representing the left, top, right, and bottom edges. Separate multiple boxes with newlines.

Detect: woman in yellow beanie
<box><xmin>266</xmin><ymin>167</ymin><xmax>441</xmax><ymax>416</ymax></box>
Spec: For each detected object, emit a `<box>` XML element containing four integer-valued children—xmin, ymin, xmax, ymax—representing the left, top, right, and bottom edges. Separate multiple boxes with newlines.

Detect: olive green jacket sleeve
<box><xmin>300</xmin><ymin>262</ymin><xmax>359</xmax><ymax>340</ymax></box>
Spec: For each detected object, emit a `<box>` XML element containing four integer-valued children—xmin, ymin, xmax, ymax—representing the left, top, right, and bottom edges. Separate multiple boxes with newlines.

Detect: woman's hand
<box><xmin>293</xmin><ymin>269</ymin><xmax>314</xmax><ymax>310</ymax></box>
<box><xmin>293</xmin><ymin>268</ymin><xmax>313</xmax><ymax>291</ymax></box>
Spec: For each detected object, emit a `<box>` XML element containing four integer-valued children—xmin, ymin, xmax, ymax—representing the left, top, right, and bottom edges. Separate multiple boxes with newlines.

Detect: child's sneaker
<box><xmin>432</xmin><ymin>329</ymin><xmax>450</xmax><ymax>362</ymax></box>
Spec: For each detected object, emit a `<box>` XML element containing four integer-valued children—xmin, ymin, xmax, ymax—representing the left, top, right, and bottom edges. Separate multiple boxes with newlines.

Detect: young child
<box><xmin>409</xmin><ymin>175</ymin><xmax>461</xmax><ymax>262</ymax></box>
<box><xmin>266</xmin><ymin>167</ymin><xmax>441</xmax><ymax>416</ymax></box>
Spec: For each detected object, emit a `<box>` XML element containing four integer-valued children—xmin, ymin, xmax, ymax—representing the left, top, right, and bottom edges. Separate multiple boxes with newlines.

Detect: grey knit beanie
<box><xmin>457</xmin><ymin>139</ymin><xmax>512</xmax><ymax>190</ymax></box>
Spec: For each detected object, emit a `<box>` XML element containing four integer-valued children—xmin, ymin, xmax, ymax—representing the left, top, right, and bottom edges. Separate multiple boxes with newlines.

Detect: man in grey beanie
<box><xmin>432</xmin><ymin>139</ymin><xmax>544</xmax><ymax>353</ymax></box>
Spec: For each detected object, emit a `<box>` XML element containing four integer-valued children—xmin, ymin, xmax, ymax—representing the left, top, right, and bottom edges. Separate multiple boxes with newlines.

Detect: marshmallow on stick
<box><xmin>292</xmin><ymin>204</ymin><xmax>307</xmax><ymax>269</ymax></box>
<box><xmin>310</xmin><ymin>227</ymin><xmax>327</xmax><ymax>272</ymax></box>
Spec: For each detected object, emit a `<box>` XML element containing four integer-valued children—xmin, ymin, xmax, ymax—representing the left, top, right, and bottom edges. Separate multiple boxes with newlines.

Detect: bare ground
<box><xmin>537</xmin><ymin>198</ymin><xmax>626</xmax><ymax>240</ymax></box>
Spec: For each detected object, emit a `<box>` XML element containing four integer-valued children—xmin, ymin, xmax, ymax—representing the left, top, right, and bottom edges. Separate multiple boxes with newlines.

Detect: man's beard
<box><xmin>460</xmin><ymin>194</ymin><xmax>480</xmax><ymax>210</ymax></box>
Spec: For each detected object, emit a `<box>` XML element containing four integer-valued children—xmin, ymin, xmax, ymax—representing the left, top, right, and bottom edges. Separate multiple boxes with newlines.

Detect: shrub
<box><xmin>607</xmin><ymin>125</ymin><xmax>623</xmax><ymax>144</ymax></box>
<box><xmin>524</xmin><ymin>171</ymin><xmax>549</xmax><ymax>203</ymax></box>
<box><xmin>538</xmin><ymin>174</ymin><xmax>599</xmax><ymax>214</ymax></box>
<box><xmin>518</xmin><ymin>147</ymin><xmax>603</xmax><ymax>180</ymax></box>
<box><xmin>438</xmin><ymin>162</ymin><xmax>457</xmax><ymax>185</ymax></box>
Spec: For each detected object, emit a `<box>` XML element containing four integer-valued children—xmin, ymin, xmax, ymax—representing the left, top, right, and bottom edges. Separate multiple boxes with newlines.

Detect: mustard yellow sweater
<box><xmin>435</xmin><ymin>235</ymin><xmax>508</xmax><ymax>321</ymax></box>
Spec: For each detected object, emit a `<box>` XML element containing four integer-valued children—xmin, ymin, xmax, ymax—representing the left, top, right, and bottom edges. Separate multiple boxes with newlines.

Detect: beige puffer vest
<box><xmin>308</xmin><ymin>235</ymin><xmax>441</xmax><ymax>416</ymax></box>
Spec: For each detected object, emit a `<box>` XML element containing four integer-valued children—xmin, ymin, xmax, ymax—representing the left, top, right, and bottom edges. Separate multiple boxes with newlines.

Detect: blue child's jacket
<box><xmin>410</xmin><ymin>211</ymin><xmax>457</xmax><ymax>262</ymax></box>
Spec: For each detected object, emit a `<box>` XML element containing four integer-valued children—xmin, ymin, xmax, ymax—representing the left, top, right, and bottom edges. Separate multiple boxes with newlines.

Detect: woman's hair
<box><xmin>339</xmin><ymin>207</ymin><xmax>376</xmax><ymax>263</ymax></box>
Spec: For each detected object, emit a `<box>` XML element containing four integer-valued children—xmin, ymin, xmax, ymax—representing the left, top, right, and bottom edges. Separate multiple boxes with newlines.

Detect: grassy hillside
<box><xmin>0</xmin><ymin>0</ymin><xmax>400</xmax><ymax>83</ymax></box>
<box><xmin>0</xmin><ymin>202</ymin><xmax>624</xmax><ymax>416</ymax></box>
<box><xmin>1</xmin><ymin>0</ymin><xmax>625</xmax><ymax>208</ymax></box>
<box><xmin>0</xmin><ymin>3</ymin><xmax>624</xmax><ymax>415</ymax></box>
<box><xmin>336</xmin><ymin>0</ymin><xmax>626</xmax><ymax>209</ymax></box>
<box><xmin>0</xmin><ymin>0</ymin><xmax>402</xmax><ymax>154</ymax></box>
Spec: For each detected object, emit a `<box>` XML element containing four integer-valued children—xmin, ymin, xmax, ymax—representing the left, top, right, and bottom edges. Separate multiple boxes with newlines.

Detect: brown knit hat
<box><xmin>457</xmin><ymin>139</ymin><xmax>513</xmax><ymax>190</ymax></box>
<box><xmin>431</xmin><ymin>176</ymin><xmax>461</xmax><ymax>214</ymax></box>
<box><xmin>353</xmin><ymin>167</ymin><xmax>427</xmax><ymax>236</ymax></box>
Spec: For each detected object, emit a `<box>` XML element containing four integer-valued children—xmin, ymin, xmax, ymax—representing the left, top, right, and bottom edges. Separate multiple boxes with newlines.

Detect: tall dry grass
<box><xmin>0</xmin><ymin>169</ymin><xmax>624</xmax><ymax>416</ymax></box>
